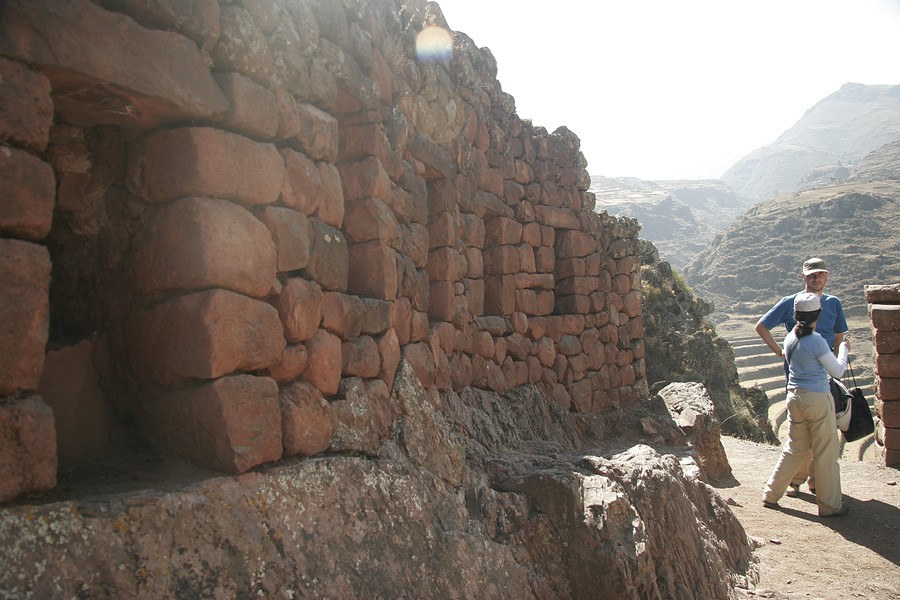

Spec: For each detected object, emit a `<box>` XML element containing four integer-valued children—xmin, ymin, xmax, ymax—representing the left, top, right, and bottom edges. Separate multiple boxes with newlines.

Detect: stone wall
<box><xmin>0</xmin><ymin>0</ymin><xmax>646</xmax><ymax>501</ymax></box>
<box><xmin>867</xmin><ymin>284</ymin><xmax>900</xmax><ymax>466</ymax></box>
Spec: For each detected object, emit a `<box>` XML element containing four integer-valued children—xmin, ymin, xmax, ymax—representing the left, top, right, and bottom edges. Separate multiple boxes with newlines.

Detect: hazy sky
<box><xmin>437</xmin><ymin>0</ymin><xmax>900</xmax><ymax>180</ymax></box>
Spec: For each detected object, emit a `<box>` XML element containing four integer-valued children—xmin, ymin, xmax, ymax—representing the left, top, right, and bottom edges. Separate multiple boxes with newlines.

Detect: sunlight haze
<box><xmin>437</xmin><ymin>0</ymin><xmax>900</xmax><ymax>180</ymax></box>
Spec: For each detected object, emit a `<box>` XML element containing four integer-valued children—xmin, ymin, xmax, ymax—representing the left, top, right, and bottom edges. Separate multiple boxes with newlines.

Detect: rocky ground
<box><xmin>717</xmin><ymin>435</ymin><xmax>900</xmax><ymax>600</ymax></box>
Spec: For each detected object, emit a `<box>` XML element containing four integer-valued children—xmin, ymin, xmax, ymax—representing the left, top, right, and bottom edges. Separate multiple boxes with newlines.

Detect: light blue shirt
<box><xmin>784</xmin><ymin>330</ymin><xmax>849</xmax><ymax>393</ymax></box>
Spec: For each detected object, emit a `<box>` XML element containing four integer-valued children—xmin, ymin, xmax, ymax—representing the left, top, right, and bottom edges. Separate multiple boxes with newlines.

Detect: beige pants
<box><xmin>764</xmin><ymin>387</ymin><xmax>842</xmax><ymax>514</ymax></box>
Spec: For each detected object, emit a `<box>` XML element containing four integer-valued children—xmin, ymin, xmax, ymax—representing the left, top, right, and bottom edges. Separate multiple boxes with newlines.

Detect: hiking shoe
<box><xmin>763</xmin><ymin>500</ymin><xmax>780</xmax><ymax>510</ymax></box>
<box><xmin>785</xmin><ymin>484</ymin><xmax>800</xmax><ymax>498</ymax></box>
<box><xmin>820</xmin><ymin>503</ymin><xmax>850</xmax><ymax>517</ymax></box>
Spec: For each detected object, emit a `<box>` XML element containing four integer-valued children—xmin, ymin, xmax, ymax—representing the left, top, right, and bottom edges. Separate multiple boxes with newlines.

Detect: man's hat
<box><xmin>802</xmin><ymin>257</ymin><xmax>828</xmax><ymax>276</ymax></box>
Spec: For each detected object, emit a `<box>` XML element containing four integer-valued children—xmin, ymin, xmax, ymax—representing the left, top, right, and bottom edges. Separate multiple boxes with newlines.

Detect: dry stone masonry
<box><xmin>867</xmin><ymin>284</ymin><xmax>900</xmax><ymax>466</ymax></box>
<box><xmin>0</xmin><ymin>0</ymin><xmax>647</xmax><ymax>501</ymax></box>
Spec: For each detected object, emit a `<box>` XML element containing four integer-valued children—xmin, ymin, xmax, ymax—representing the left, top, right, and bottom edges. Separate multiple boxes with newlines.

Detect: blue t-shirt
<box><xmin>784</xmin><ymin>330</ymin><xmax>833</xmax><ymax>393</ymax></box>
<box><xmin>760</xmin><ymin>292</ymin><xmax>847</xmax><ymax>350</ymax></box>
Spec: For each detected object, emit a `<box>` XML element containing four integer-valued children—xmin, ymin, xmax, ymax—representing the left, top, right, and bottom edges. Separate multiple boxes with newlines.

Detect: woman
<box><xmin>762</xmin><ymin>292</ymin><xmax>850</xmax><ymax>517</ymax></box>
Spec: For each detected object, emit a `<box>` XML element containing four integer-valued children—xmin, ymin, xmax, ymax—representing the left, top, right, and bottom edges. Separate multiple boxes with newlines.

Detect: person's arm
<box><xmin>819</xmin><ymin>341</ymin><xmax>850</xmax><ymax>378</ymax></box>
<box><xmin>832</xmin><ymin>332</ymin><xmax>844</xmax><ymax>357</ymax></box>
<box><xmin>755</xmin><ymin>319</ymin><xmax>784</xmax><ymax>359</ymax></box>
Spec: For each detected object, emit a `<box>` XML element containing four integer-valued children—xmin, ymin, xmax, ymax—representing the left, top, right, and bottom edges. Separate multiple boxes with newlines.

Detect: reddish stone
<box><xmin>388</xmin><ymin>186</ymin><xmax>413</xmax><ymax>224</ymax></box>
<box><xmin>321</xmin><ymin>292</ymin><xmax>364</xmax><ymax>340</ymax></box>
<box><xmin>37</xmin><ymin>340</ymin><xmax>107</xmax><ymax>467</ymax></box>
<box><xmin>344</xmin><ymin>197</ymin><xmax>402</xmax><ymax>248</ymax></box>
<box><xmin>3</xmin><ymin>0</ymin><xmax>228</xmax><ymax>129</ymax></box>
<box><xmin>340</xmin><ymin>335</ymin><xmax>380</xmax><ymax>378</ymax></box>
<box><xmin>526</xmin><ymin>317</ymin><xmax>547</xmax><ymax>340</ymax></box>
<box><xmin>410</xmin><ymin>310</ymin><xmax>430</xmax><ymax>343</ymax></box>
<box><xmin>402</xmin><ymin>223</ymin><xmax>430</xmax><ymax>268</ymax></box>
<box><xmin>535</xmin><ymin>246</ymin><xmax>555</xmax><ymax>273</ymax></box>
<box><xmin>0</xmin><ymin>147</ymin><xmax>54</xmax><ymax>241</ymax></box>
<box><xmin>0</xmin><ymin>239</ymin><xmax>51</xmax><ymax>396</ymax></box>
<box><xmin>450</xmin><ymin>353</ymin><xmax>474</xmax><ymax>390</ymax></box>
<box><xmin>316</xmin><ymin>162</ymin><xmax>345</xmax><ymax>229</ymax></box>
<box><xmin>460</xmin><ymin>213</ymin><xmax>486</xmax><ymax>248</ymax></box>
<box><xmin>521</xmin><ymin>222</ymin><xmax>542</xmax><ymax>247</ymax></box>
<box><xmin>428</xmin><ymin>247</ymin><xmax>467</xmax><ymax>282</ymax></box>
<box><xmin>877</xmin><ymin>378</ymin><xmax>900</xmax><ymax>402</ymax></box>
<box><xmin>0</xmin><ymin>395</ymin><xmax>56</xmax><ymax>502</ymax></box>
<box><xmin>127</xmin><ymin>289</ymin><xmax>285</xmax><ymax>386</ymax></box>
<box><xmin>483</xmin><ymin>246</ymin><xmax>520</xmax><ymax>275</ymax></box>
<box><xmin>879</xmin><ymin>424</ymin><xmax>900</xmax><ymax>451</ymax></box>
<box><xmin>494</xmin><ymin>337</ymin><xmax>508</xmax><ymax>366</ymax></box>
<box><xmin>516</xmin><ymin>244</ymin><xmax>536</xmax><ymax>274</ymax></box>
<box><xmin>142</xmin><ymin>374</ymin><xmax>281</xmax><ymax>472</ymax></box>
<box><xmin>484</xmin><ymin>275</ymin><xmax>516</xmax><ymax>316</ymax></box>
<box><xmin>431</xmin><ymin>337</ymin><xmax>452</xmax><ymax>391</ymax></box>
<box><xmin>130</xmin><ymin>196</ymin><xmax>276</xmax><ymax>298</ymax></box>
<box><xmin>555</xmin><ymin>230</ymin><xmax>598</xmax><ymax>259</ymax></box>
<box><xmin>275</xmin><ymin>92</ymin><xmax>339</xmax><ymax>161</ymax></box>
<box><xmin>429</xmin><ymin>280</ymin><xmax>457</xmax><ymax>322</ymax></box>
<box><xmin>280</xmin><ymin>148</ymin><xmax>323</xmax><ymax>216</ymax></box>
<box><xmin>428</xmin><ymin>212</ymin><xmax>458</xmax><ymax>249</ymax></box>
<box><xmin>612</xmin><ymin>274</ymin><xmax>630</xmax><ymax>295</ymax></box>
<box><xmin>505</xmin><ymin>332</ymin><xmax>531</xmax><ymax>361</ymax></box>
<box><xmin>378</xmin><ymin>328</ymin><xmax>401</xmax><ymax>390</ymax></box>
<box><xmin>331</xmin><ymin>378</ymin><xmax>395</xmax><ymax>454</ymax></box>
<box><xmin>555</xmin><ymin>294</ymin><xmax>591</xmax><ymax>315</ymax></box>
<box><xmin>463</xmin><ymin>279</ymin><xmax>486</xmax><ymax>322</ymax></box>
<box><xmin>279</xmin><ymin>381</ymin><xmax>333</xmax><ymax>457</ymax></box>
<box><xmin>359</xmin><ymin>297</ymin><xmax>393</xmax><ymax>336</ymax></box>
<box><xmin>557</xmin><ymin>258</ymin><xmax>586</xmax><ymax>279</ymax></box>
<box><xmin>128</xmin><ymin>127</ymin><xmax>281</xmax><ymax>205</ymax></box>
<box><xmin>301</xmin><ymin>329</ymin><xmax>342</xmax><ymax>396</ymax></box>
<box><xmin>276</xmin><ymin>277</ymin><xmax>323</xmax><ymax>343</ymax></box>
<box><xmin>535</xmin><ymin>291</ymin><xmax>555</xmax><ymax>316</ymax></box>
<box><xmin>403</xmin><ymin>343</ymin><xmax>435</xmax><ymax>388</ymax></box>
<box><xmin>264</xmin><ymin>344</ymin><xmax>309</xmax><ymax>384</ymax></box>
<box><xmin>557</xmin><ymin>277</ymin><xmax>599</xmax><ymax>296</ymax></box>
<box><xmin>392</xmin><ymin>297</ymin><xmax>412</xmax><ymax>345</ymax></box>
<box><xmin>485</xmin><ymin>216</ymin><xmax>523</xmax><ymax>246</ymax></box>
<box><xmin>587</xmin><ymin>253</ymin><xmax>603</xmax><ymax>277</ymax></box>
<box><xmin>551</xmin><ymin>384</ymin><xmax>571</xmax><ymax>411</ymax></box>
<box><xmin>349</xmin><ymin>240</ymin><xmax>398</xmax><ymax>300</ymax></box>
<box><xmin>339</xmin><ymin>156</ymin><xmax>392</xmax><ymax>202</ymax></box>
<box><xmin>258</xmin><ymin>206</ymin><xmax>310</xmax><ymax>273</ymax></box>
<box><xmin>214</xmin><ymin>71</ymin><xmax>279</xmax><ymax>140</ymax></box>
<box><xmin>534</xmin><ymin>205</ymin><xmax>579</xmax><ymax>229</ymax></box>
<box><xmin>305</xmin><ymin>218</ymin><xmax>349</xmax><ymax>292</ymax></box>
<box><xmin>0</xmin><ymin>58</ymin><xmax>53</xmax><ymax>153</ymax></box>
<box><xmin>874</xmin><ymin>330</ymin><xmax>900</xmax><ymax>354</ymax></box>
<box><xmin>871</xmin><ymin>305</ymin><xmax>900</xmax><ymax>331</ymax></box>
<box><xmin>876</xmin><ymin>353</ymin><xmax>900</xmax><ymax>378</ymax></box>
<box><xmin>465</xmin><ymin>248</ymin><xmax>484</xmax><ymax>278</ymax></box>
<box><xmin>514</xmin><ymin>273</ymin><xmax>554</xmax><ymax>290</ymax></box>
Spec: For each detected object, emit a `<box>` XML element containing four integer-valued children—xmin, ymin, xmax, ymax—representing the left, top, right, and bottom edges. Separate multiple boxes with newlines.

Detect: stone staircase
<box><xmin>728</xmin><ymin>333</ymin><xmax>880</xmax><ymax>463</ymax></box>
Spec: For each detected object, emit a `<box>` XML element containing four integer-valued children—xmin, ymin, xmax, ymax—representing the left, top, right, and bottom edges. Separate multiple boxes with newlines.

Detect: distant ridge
<box><xmin>721</xmin><ymin>83</ymin><xmax>900</xmax><ymax>201</ymax></box>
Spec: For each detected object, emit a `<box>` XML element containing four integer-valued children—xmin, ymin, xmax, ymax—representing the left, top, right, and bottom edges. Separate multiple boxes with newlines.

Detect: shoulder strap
<box><xmin>785</xmin><ymin>338</ymin><xmax>799</xmax><ymax>364</ymax></box>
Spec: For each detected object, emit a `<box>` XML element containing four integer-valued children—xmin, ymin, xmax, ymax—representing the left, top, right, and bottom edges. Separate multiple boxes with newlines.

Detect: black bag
<box><xmin>842</xmin><ymin>360</ymin><xmax>875</xmax><ymax>443</ymax></box>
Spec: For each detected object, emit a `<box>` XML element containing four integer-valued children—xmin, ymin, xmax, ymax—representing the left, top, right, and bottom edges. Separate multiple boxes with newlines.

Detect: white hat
<box><xmin>794</xmin><ymin>292</ymin><xmax>821</xmax><ymax>312</ymax></box>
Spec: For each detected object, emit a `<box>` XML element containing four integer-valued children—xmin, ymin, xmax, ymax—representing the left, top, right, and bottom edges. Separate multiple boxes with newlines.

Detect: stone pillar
<box><xmin>867</xmin><ymin>284</ymin><xmax>900</xmax><ymax>466</ymax></box>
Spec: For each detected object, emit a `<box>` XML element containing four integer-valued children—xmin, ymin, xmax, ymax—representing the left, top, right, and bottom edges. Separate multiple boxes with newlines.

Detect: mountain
<box><xmin>589</xmin><ymin>177</ymin><xmax>749</xmax><ymax>270</ymax></box>
<box><xmin>683</xmin><ymin>140</ymin><xmax>900</xmax><ymax>318</ymax></box>
<box><xmin>721</xmin><ymin>83</ymin><xmax>900</xmax><ymax>201</ymax></box>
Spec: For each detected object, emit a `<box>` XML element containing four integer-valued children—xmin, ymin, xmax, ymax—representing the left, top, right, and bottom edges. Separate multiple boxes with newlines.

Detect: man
<box><xmin>756</xmin><ymin>257</ymin><xmax>847</xmax><ymax>360</ymax></box>
<box><xmin>755</xmin><ymin>257</ymin><xmax>849</xmax><ymax>497</ymax></box>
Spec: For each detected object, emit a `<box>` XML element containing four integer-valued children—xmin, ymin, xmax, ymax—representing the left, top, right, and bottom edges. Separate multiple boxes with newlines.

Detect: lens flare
<box><xmin>416</xmin><ymin>25</ymin><xmax>453</xmax><ymax>63</ymax></box>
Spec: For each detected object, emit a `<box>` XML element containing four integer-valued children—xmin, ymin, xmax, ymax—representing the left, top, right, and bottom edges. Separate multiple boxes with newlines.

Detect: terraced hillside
<box><xmin>717</xmin><ymin>315</ymin><xmax>880</xmax><ymax>463</ymax></box>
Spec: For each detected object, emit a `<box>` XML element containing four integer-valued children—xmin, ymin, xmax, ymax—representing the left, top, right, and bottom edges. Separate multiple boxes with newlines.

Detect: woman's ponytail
<box><xmin>793</xmin><ymin>309</ymin><xmax>821</xmax><ymax>338</ymax></box>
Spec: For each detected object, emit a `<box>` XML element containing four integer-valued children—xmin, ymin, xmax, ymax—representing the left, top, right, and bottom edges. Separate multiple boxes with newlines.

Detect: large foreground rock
<box><xmin>0</xmin><ymin>374</ymin><xmax>756</xmax><ymax>599</ymax></box>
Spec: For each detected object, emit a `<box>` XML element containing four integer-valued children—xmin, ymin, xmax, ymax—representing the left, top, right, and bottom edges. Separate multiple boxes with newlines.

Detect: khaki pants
<box><xmin>764</xmin><ymin>387</ymin><xmax>842</xmax><ymax>514</ymax></box>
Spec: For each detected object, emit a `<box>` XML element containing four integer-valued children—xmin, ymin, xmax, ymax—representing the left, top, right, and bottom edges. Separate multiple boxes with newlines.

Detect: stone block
<box><xmin>130</xmin><ymin>196</ymin><xmax>276</xmax><ymax>298</ymax></box>
<box><xmin>522</xmin><ymin>222</ymin><xmax>542</xmax><ymax>247</ymax></box>
<box><xmin>866</xmin><ymin>284</ymin><xmax>900</xmax><ymax>304</ymax></box>
<box><xmin>557</xmin><ymin>257</ymin><xmax>586</xmax><ymax>279</ymax></box>
<box><xmin>460</xmin><ymin>213</ymin><xmax>486</xmax><ymax>248</ymax></box>
<box><xmin>330</xmin><ymin>378</ymin><xmax>395</xmax><ymax>454</ymax></box>
<box><xmin>302</xmin><ymin>329</ymin><xmax>342</xmax><ymax>396</ymax></box>
<box><xmin>555</xmin><ymin>229</ymin><xmax>598</xmax><ymax>259</ymax></box>
<box><xmin>402</xmin><ymin>342</ymin><xmax>435</xmax><ymax>389</ymax></box>
<box><xmin>276</xmin><ymin>97</ymin><xmax>339</xmax><ymax>161</ymax></box>
<box><xmin>214</xmin><ymin>71</ymin><xmax>279</xmax><ymax>140</ymax></box>
<box><xmin>1</xmin><ymin>0</ymin><xmax>228</xmax><ymax>129</ymax></box>
<box><xmin>515</xmin><ymin>273</ymin><xmax>555</xmax><ymax>290</ymax></box>
<box><xmin>483</xmin><ymin>245</ymin><xmax>520</xmax><ymax>275</ymax></box>
<box><xmin>321</xmin><ymin>292</ymin><xmax>364</xmax><ymax>340</ymax></box>
<box><xmin>142</xmin><ymin>375</ymin><xmax>281</xmax><ymax>473</ymax></box>
<box><xmin>534</xmin><ymin>205</ymin><xmax>580</xmax><ymax>229</ymax></box>
<box><xmin>96</xmin><ymin>0</ymin><xmax>220</xmax><ymax>51</ymax></box>
<box><xmin>484</xmin><ymin>275</ymin><xmax>515</xmax><ymax>316</ymax></box>
<box><xmin>276</xmin><ymin>277</ymin><xmax>323</xmax><ymax>343</ymax></box>
<box><xmin>876</xmin><ymin>378</ymin><xmax>900</xmax><ymax>402</ymax></box>
<box><xmin>339</xmin><ymin>156</ymin><xmax>392</xmax><ymax>202</ymax></box>
<box><xmin>126</xmin><ymin>289</ymin><xmax>285</xmax><ymax>386</ymax></box>
<box><xmin>37</xmin><ymin>340</ymin><xmax>108</xmax><ymax>467</ymax></box>
<box><xmin>344</xmin><ymin>197</ymin><xmax>402</xmax><ymax>248</ymax></box>
<box><xmin>557</xmin><ymin>276</ymin><xmax>599</xmax><ymax>296</ymax></box>
<box><xmin>874</xmin><ymin>330</ymin><xmax>900</xmax><ymax>354</ymax></box>
<box><xmin>392</xmin><ymin>298</ymin><xmax>412</xmax><ymax>345</ymax></box>
<box><xmin>535</xmin><ymin>246</ymin><xmax>555</xmax><ymax>273</ymax></box>
<box><xmin>556</xmin><ymin>294</ymin><xmax>591</xmax><ymax>315</ymax></box>
<box><xmin>305</xmin><ymin>218</ymin><xmax>349</xmax><ymax>292</ymax></box>
<box><xmin>0</xmin><ymin>396</ymin><xmax>56</xmax><ymax>503</ymax></box>
<box><xmin>410</xmin><ymin>310</ymin><xmax>430</xmax><ymax>343</ymax></box>
<box><xmin>264</xmin><ymin>344</ymin><xmax>309</xmax><ymax>384</ymax></box>
<box><xmin>378</xmin><ymin>328</ymin><xmax>401</xmax><ymax>391</ymax></box>
<box><xmin>427</xmin><ymin>247</ymin><xmax>467</xmax><ymax>282</ymax></box>
<box><xmin>516</xmin><ymin>289</ymin><xmax>538</xmax><ymax>315</ymax></box>
<box><xmin>0</xmin><ymin>239</ymin><xmax>51</xmax><ymax>396</ymax></box>
<box><xmin>870</xmin><ymin>304</ymin><xmax>900</xmax><ymax>331</ymax></box>
<box><xmin>280</xmin><ymin>381</ymin><xmax>333</xmax><ymax>457</ymax></box>
<box><xmin>342</xmin><ymin>335</ymin><xmax>380</xmax><ymax>378</ymax></box>
<box><xmin>876</xmin><ymin>396</ymin><xmax>900</xmax><ymax>424</ymax></box>
<box><xmin>280</xmin><ymin>148</ymin><xmax>324</xmax><ymax>216</ymax></box>
<box><xmin>0</xmin><ymin>58</ymin><xmax>53</xmax><ymax>152</ymax></box>
<box><xmin>349</xmin><ymin>240</ymin><xmax>398</xmax><ymax>300</ymax></box>
<box><xmin>463</xmin><ymin>278</ymin><xmax>485</xmax><ymax>316</ymax></box>
<box><xmin>0</xmin><ymin>147</ymin><xmax>55</xmax><ymax>241</ymax></box>
<box><xmin>258</xmin><ymin>206</ymin><xmax>310</xmax><ymax>273</ymax></box>
<box><xmin>316</xmin><ymin>162</ymin><xmax>345</xmax><ymax>229</ymax></box>
<box><xmin>484</xmin><ymin>216</ymin><xmax>523</xmax><ymax>246</ymax></box>
<box><xmin>388</xmin><ymin>186</ymin><xmax>413</xmax><ymax>224</ymax></box>
<box><xmin>875</xmin><ymin>352</ymin><xmax>900</xmax><ymax>378</ymax></box>
<box><xmin>428</xmin><ymin>212</ymin><xmax>458</xmax><ymax>249</ymax></box>
<box><xmin>128</xmin><ymin>127</ymin><xmax>281</xmax><ymax>205</ymax></box>
<box><xmin>402</xmin><ymin>223</ymin><xmax>430</xmax><ymax>268</ymax></box>
<box><xmin>465</xmin><ymin>247</ymin><xmax>484</xmax><ymax>278</ymax></box>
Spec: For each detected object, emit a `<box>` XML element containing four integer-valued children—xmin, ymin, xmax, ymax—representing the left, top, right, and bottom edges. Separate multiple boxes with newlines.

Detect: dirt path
<box><xmin>716</xmin><ymin>435</ymin><xmax>900</xmax><ymax>599</ymax></box>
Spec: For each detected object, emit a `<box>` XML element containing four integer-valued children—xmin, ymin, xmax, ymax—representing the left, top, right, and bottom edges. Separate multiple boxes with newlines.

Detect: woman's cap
<box><xmin>794</xmin><ymin>292</ymin><xmax>821</xmax><ymax>312</ymax></box>
<box><xmin>802</xmin><ymin>257</ymin><xmax>828</xmax><ymax>276</ymax></box>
